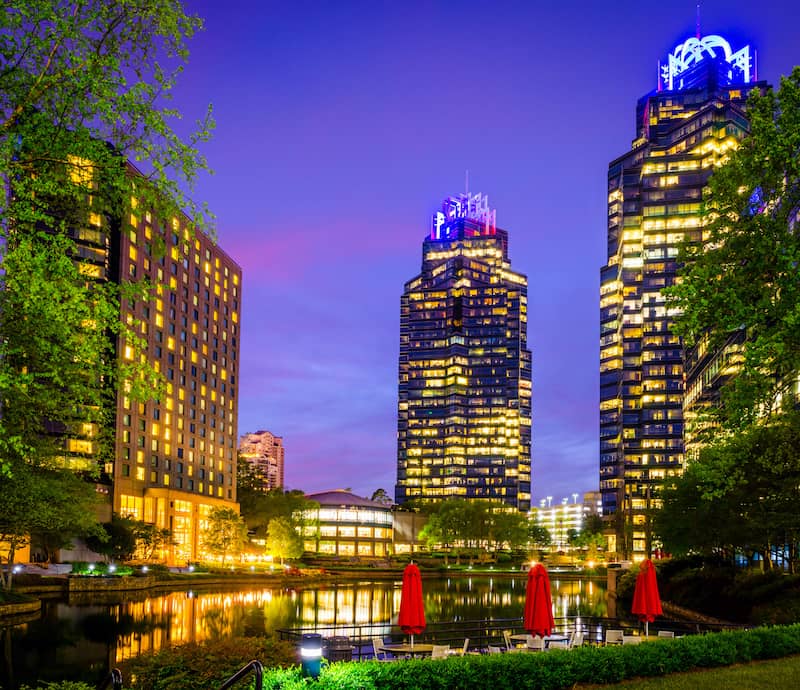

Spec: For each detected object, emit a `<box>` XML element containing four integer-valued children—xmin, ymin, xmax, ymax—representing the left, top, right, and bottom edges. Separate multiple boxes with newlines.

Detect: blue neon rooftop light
<box><xmin>660</xmin><ymin>35</ymin><xmax>753</xmax><ymax>91</ymax></box>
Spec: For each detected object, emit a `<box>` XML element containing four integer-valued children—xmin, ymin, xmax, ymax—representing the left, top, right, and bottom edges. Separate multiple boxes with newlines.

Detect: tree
<box><xmin>202</xmin><ymin>507</ymin><xmax>248</xmax><ymax>566</ymax></box>
<box><xmin>235</xmin><ymin>461</ymin><xmax>316</xmax><ymax>538</ymax></box>
<box><xmin>667</xmin><ymin>67</ymin><xmax>800</xmax><ymax>427</ymax></box>
<box><xmin>0</xmin><ymin>1</ymin><xmax>213</xmax><ymax>477</ymax></box>
<box><xmin>655</xmin><ymin>410</ymin><xmax>800</xmax><ymax>571</ymax></box>
<box><xmin>131</xmin><ymin>521</ymin><xmax>173</xmax><ymax>561</ymax></box>
<box><xmin>265</xmin><ymin>517</ymin><xmax>304</xmax><ymax>566</ymax></box>
<box><xmin>370</xmin><ymin>489</ymin><xmax>393</xmax><ymax>506</ymax></box>
<box><xmin>0</xmin><ymin>460</ymin><xmax>104</xmax><ymax>589</ymax></box>
<box><xmin>86</xmin><ymin>513</ymin><xmax>138</xmax><ymax>563</ymax></box>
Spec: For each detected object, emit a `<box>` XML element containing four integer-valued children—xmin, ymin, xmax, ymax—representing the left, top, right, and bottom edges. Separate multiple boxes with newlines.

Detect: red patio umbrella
<box><xmin>523</xmin><ymin>563</ymin><xmax>555</xmax><ymax>638</ymax></box>
<box><xmin>631</xmin><ymin>558</ymin><xmax>662</xmax><ymax>637</ymax></box>
<box><xmin>398</xmin><ymin>562</ymin><xmax>426</xmax><ymax>648</ymax></box>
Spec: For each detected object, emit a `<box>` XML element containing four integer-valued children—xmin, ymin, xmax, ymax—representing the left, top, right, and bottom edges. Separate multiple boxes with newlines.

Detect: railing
<box><xmin>277</xmin><ymin>615</ymin><xmax>746</xmax><ymax>660</ymax></box>
<box><xmin>97</xmin><ymin>668</ymin><xmax>123</xmax><ymax>690</ymax></box>
<box><xmin>219</xmin><ymin>659</ymin><xmax>264</xmax><ymax>690</ymax></box>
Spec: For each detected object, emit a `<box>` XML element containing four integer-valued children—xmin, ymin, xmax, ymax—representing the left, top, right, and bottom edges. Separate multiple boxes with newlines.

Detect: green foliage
<box><xmin>667</xmin><ymin>66</ymin><xmax>800</xmax><ymax>427</ymax></box>
<box><xmin>123</xmin><ymin>635</ymin><xmax>297</xmax><ymax>690</ymax></box>
<box><xmin>0</xmin><ymin>460</ymin><xmax>105</xmax><ymax>590</ymax></box>
<box><xmin>418</xmin><ymin>499</ymin><xmax>530</xmax><ymax>564</ymax></box>
<box><xmin>0</xmin><ymin>0</ymin><xmax>212</xmax><ymax>590</ymax></box>
<box><xmin>262</xmin><ymin>625</ymin><xmax>800</xmax><ymax>690</ymax></box>
<box><xmin>655</xmin><ymin>410</ymin><xmax>800</xmax><ymax>570</ymax></box>
<box><xmin>265</xmin><ymin>516</ymin><xmax>304</xmax><ymax>565</ymax></box>
<box><xmin>20</xmin><ymin>680</ymin><xmax>94</xmax><ymax>690</ymax></box>
<box><xmin>236</xmin><ymin>460</ymin><xmax>317</xmax><ymax>538</ymax></box>
<box><xmin>85</xmin><ymin>513</ymin><xmax>138</xmax><ymax>562</ymax></box>
<box><xmin>201</xmin><ymin>507</ymin><xmax>248</xmax><ymax>565</ymax></box>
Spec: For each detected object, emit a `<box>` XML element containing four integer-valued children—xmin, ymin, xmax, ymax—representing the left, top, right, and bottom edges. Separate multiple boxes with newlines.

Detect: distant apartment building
<box><xmin>239</xmin><ymin>430</ymin><xmax>285</xmax><ymax>491</ymax></box>
<box><xmin>599</xmin><ymin>33</ymin><xmax>766</xmax><ymax>559</ymax></box>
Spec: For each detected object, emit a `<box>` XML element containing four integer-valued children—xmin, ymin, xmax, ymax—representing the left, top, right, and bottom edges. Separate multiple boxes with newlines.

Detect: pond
<box><xmin>0</xmin><ymin>574</ymin><xmax>607</xmax><ymax>689</ymax></box>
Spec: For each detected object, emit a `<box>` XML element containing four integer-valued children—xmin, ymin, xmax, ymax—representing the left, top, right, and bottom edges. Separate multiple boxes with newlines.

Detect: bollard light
<box><xmin>300</xmin><ymin>633</ymin><xmax>322</xmax><ymax>679</ymax></box>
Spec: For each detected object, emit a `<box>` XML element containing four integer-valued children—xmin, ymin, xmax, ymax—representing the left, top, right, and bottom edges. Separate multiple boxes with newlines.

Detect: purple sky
<box><xmin>176</xmin><ymin>0</ymin><xmax>800</xmax><ymax>502</ymax></box>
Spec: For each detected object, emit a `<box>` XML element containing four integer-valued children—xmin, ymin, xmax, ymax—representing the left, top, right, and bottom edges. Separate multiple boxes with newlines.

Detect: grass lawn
<box><xmin>579</xmin><ymin>654</ymin><xmax>800</xmax><ymax>689</ymax></box>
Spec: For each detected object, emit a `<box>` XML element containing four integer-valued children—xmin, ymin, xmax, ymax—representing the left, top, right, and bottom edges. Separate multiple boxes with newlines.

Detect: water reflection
<box><xmin>1</xmin><ymin>576</ymin><xmax>606</xmax><ymax>689</ymax></box>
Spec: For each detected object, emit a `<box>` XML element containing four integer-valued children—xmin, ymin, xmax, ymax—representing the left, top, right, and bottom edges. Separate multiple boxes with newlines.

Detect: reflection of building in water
<box><xmin>113</xmin><ymin>588</ymin><xmax>288</xmax><ymax>663</ymax></box>
<box><xmin>297</xmin><ymin>583</ymin><xmax>396</xmax><ymax>637</ymax></box>
<box><xmin>303</xmin><ymin>490</ymin><xmax>393</xmax><ymax>558</ymax></box>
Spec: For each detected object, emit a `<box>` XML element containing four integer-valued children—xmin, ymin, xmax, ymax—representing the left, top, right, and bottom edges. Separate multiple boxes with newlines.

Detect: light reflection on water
<box><xmin>1</xmin><ymin>576</ymin><xmax>606</xmax><ymax>688</ymax></box>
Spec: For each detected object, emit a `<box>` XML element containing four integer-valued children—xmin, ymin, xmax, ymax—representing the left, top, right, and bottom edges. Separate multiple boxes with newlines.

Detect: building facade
<box><xmin>239</xmin><ymin>429</ymin><xmax>285</xmax><ymax>491</ymax></box>
<box><xmin>396</xmin><ymin>192</ymin><xmax>532</xmax><ymax>510</ymax></box>
<box><xmin>532</xmin><ymin>493</ymin><xmax>601</xmax><ymax>551</ymax></box>
<box><xmin>303</xmin><ymin>490</ymin><xmax>393</xmax><ymax>558</ymax></box>
<box><xmin>103</xmin><ymin>165</ymin><xmax>242</xmax><ymax>565</ymax></box>
<box><xmin>599</xmin><ymin>34</ymin><xmax>764</xmax><ymax>558</ymax></box>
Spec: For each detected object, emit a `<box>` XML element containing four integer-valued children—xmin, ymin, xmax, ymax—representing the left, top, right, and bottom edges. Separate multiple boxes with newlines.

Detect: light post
<box><xmin>300</xmin><ymin>633</ymin><xmax>322</xmax><ymax>679</ymax></box>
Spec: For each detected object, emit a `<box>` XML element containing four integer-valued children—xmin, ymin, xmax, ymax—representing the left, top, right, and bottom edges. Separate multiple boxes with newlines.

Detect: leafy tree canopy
<box><xmin>655</xmin><ymin>409</ymin><xmax>800</xmax><ymax>571</ymax></box>
<box><xmin>0</xmin><ymin>459</ymin><xmax>104</xmax><ymax>589</ymax></box>
<box><xmin>202</xmin><ymin>507</ymin><xmax>248</xmax><ymax>565</ymax></box>
<box><xmin>0</xmin><ymin>1</ymin><xmax>213</xmax><ymax>476</ymax></box>
<box><xmin>667</xmin><ymin>67</ymin><xmax>800</xmax><ymax>427</ymax></box>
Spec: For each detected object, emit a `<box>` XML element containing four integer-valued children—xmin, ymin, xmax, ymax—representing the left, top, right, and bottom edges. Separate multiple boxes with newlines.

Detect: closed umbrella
<box><xmin>631</xmin><ymin>558</ymin><xmax>662</xmax><ymax>637</ymax></box>
<box><xmin>398</xmin><ymin>562</ymin><xmax>425</xmax><ymax>648</ymax></box>
<box><xmin>523</xmin><ymin>563</ymin><xmax>555</xmax><ymax>638</ymax></box>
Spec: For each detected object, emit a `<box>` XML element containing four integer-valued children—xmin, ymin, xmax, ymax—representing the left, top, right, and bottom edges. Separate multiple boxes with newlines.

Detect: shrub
<box><xmin>262</xmin><ymin>624</ymin><xmax>800</xmax><ymax>690</ymax></box>
<box><xmin>123</xmin><ymin>635</ymin><xmax>297</xmax><ymax>690</ymax></box>
<box><xmin>20</xmin><ymin>680</ymin><xmax>94</xmax><ymax>690</ymax></box>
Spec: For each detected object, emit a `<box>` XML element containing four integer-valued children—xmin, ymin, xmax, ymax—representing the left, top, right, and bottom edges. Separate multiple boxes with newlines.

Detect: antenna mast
<box><xmin>696</xmin><ymin>2</ymin><xmax>701</xmax><ymax>39</ymax></box>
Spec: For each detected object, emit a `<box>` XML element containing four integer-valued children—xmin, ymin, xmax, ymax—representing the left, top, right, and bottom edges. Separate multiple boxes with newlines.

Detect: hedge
<box><xmin>20</xmin><ymin>625</ymin><xmax>800</xmax><ymax>689</ymax></box>
<box><xmin>261</xmin><ymin>624</ymin><xmax>800</xmax><ymax>690</ymax></box>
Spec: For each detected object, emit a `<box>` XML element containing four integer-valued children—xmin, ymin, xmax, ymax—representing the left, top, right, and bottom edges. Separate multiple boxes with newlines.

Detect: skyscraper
<box><xmin>599</xmin><ymin>34</ymin><xmax>765</xmax><ymax>558</ymax></box>
<box><xmin>396</xmin><ymin>192</ymin><xmax>532</xmax><ymax>510</ymax></box>
<box><xmin>239</xmin><ymin>429</ymin><xmax>285</xmax><ymax>491</ymax></box>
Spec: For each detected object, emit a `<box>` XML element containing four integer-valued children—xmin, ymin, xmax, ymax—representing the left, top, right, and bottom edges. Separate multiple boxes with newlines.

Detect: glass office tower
<box><xmin>599</xmin><ymin>34</ymin><xmax>764</xmax><ymax>558</ymax></box>
<box><xmin>396</xmin><ymin>192</ymin><xmax>532</xmax><ymax>511</ymax></box>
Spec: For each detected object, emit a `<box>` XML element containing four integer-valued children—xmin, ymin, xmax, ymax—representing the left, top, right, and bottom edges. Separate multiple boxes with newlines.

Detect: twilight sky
<box><xmin>175</xmin><ymin>0</ymin><xmax>799</xmax><ymax>502</ymax></box>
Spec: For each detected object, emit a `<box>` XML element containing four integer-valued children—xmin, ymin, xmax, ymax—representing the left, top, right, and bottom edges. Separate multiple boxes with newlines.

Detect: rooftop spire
<box><xmin>696</xmin><ymin>2</ymin><xmax>701</xmax><ymax>39</ymax></box>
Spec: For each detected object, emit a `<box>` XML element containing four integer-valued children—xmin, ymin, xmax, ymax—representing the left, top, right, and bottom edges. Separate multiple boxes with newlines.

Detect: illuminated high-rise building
<box><xmin>599</xmin><ymin>33</ymin><xmax>765</xmax><ymax>558</ymax></box>
<box><xmin>59</xmin><ymin>162</ymin><xmax>242</xmax><ymax>565</ymax></box>
<box><xmin>396</xmin><ymin>192</ymin><xmax>532</xmax><ymax>510</ymax></box>
<box><xmin>111</xmin><ymin>168</ymin><xmax>242</xmax><ymax>565</ymax></box>
<box><xmin>239</xmin><ymin>429</ymin><xmax>285</xmax><ymax>491</ymax></box>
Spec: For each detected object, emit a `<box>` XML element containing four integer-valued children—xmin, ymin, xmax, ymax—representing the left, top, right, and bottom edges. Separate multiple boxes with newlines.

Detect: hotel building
<box><xmin>239</xmin><ymin>429</ymin><xmax>285</xmax><ymax>491</ymax></box>
<box><xmin>69</xmin><ymin>163</ymin><xmax>242</xmax><ymax>565</ymax></box>
<box><xmin>599</xmin><ymin>34</ymin><xmax>764</xmax><ymax>558</ymax></box>
<box><xmin>396</xmin><ymin>192</ymin><xmax>532</xmax><ymax>510</ymax></box>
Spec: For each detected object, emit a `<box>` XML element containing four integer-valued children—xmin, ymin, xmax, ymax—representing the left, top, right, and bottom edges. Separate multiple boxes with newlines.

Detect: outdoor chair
<box><xmin>622</xmin><ymin>635</ymin><xmax>643</xmax><ymax>645</ymax></box>
<box><xmin>453</xmin><ymin>638</ymin><xmax>478</xmax><ymax>656</ymax></box>
<box><xmin>487</xmin><ymin>645</ymin><xmax>503</xmax><ymax>654</ymax></box>
<box><xmin>503</xmin><ymin>629</ymin><xmax>525</xmax><ymax>652</ymax></box>
<box><xmin>605</xmin><ymin>629</ymin><xmax>624</xmax><ymax>645</ymax></box>
<box><xmin>572</xmin><ymin>632</ymin><xmax>585</xmax><ymax>647</ymax></box>
<box><xmin>657</xmin><ymin>630</ymin><xmax>675</xmax><ymax>639</ymax></box>
<box><xmin>547</xmin><ymin>633</ymin><xmax>571</xmax><ymax>650</ymax></box>
<box><xmin>371</xmin><ymin>637</ymin><xmax>393</xmax><ymax>662</ymax></box>
<box><xmin>431</xmin><ymin>644</ymin><xmax>450</xmax><ymax>659</ymax></box>
<box><xmin>525</xmin><ymin>635</ymin><xmax>545</xmax><ymax>652</ymax></box>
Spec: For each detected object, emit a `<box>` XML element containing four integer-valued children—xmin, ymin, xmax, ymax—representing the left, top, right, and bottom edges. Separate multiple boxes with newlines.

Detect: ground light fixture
<box><xmin>300</xmin><ymin>633</ymin><xmax>322</xmax><ymax>679</ymax></box>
